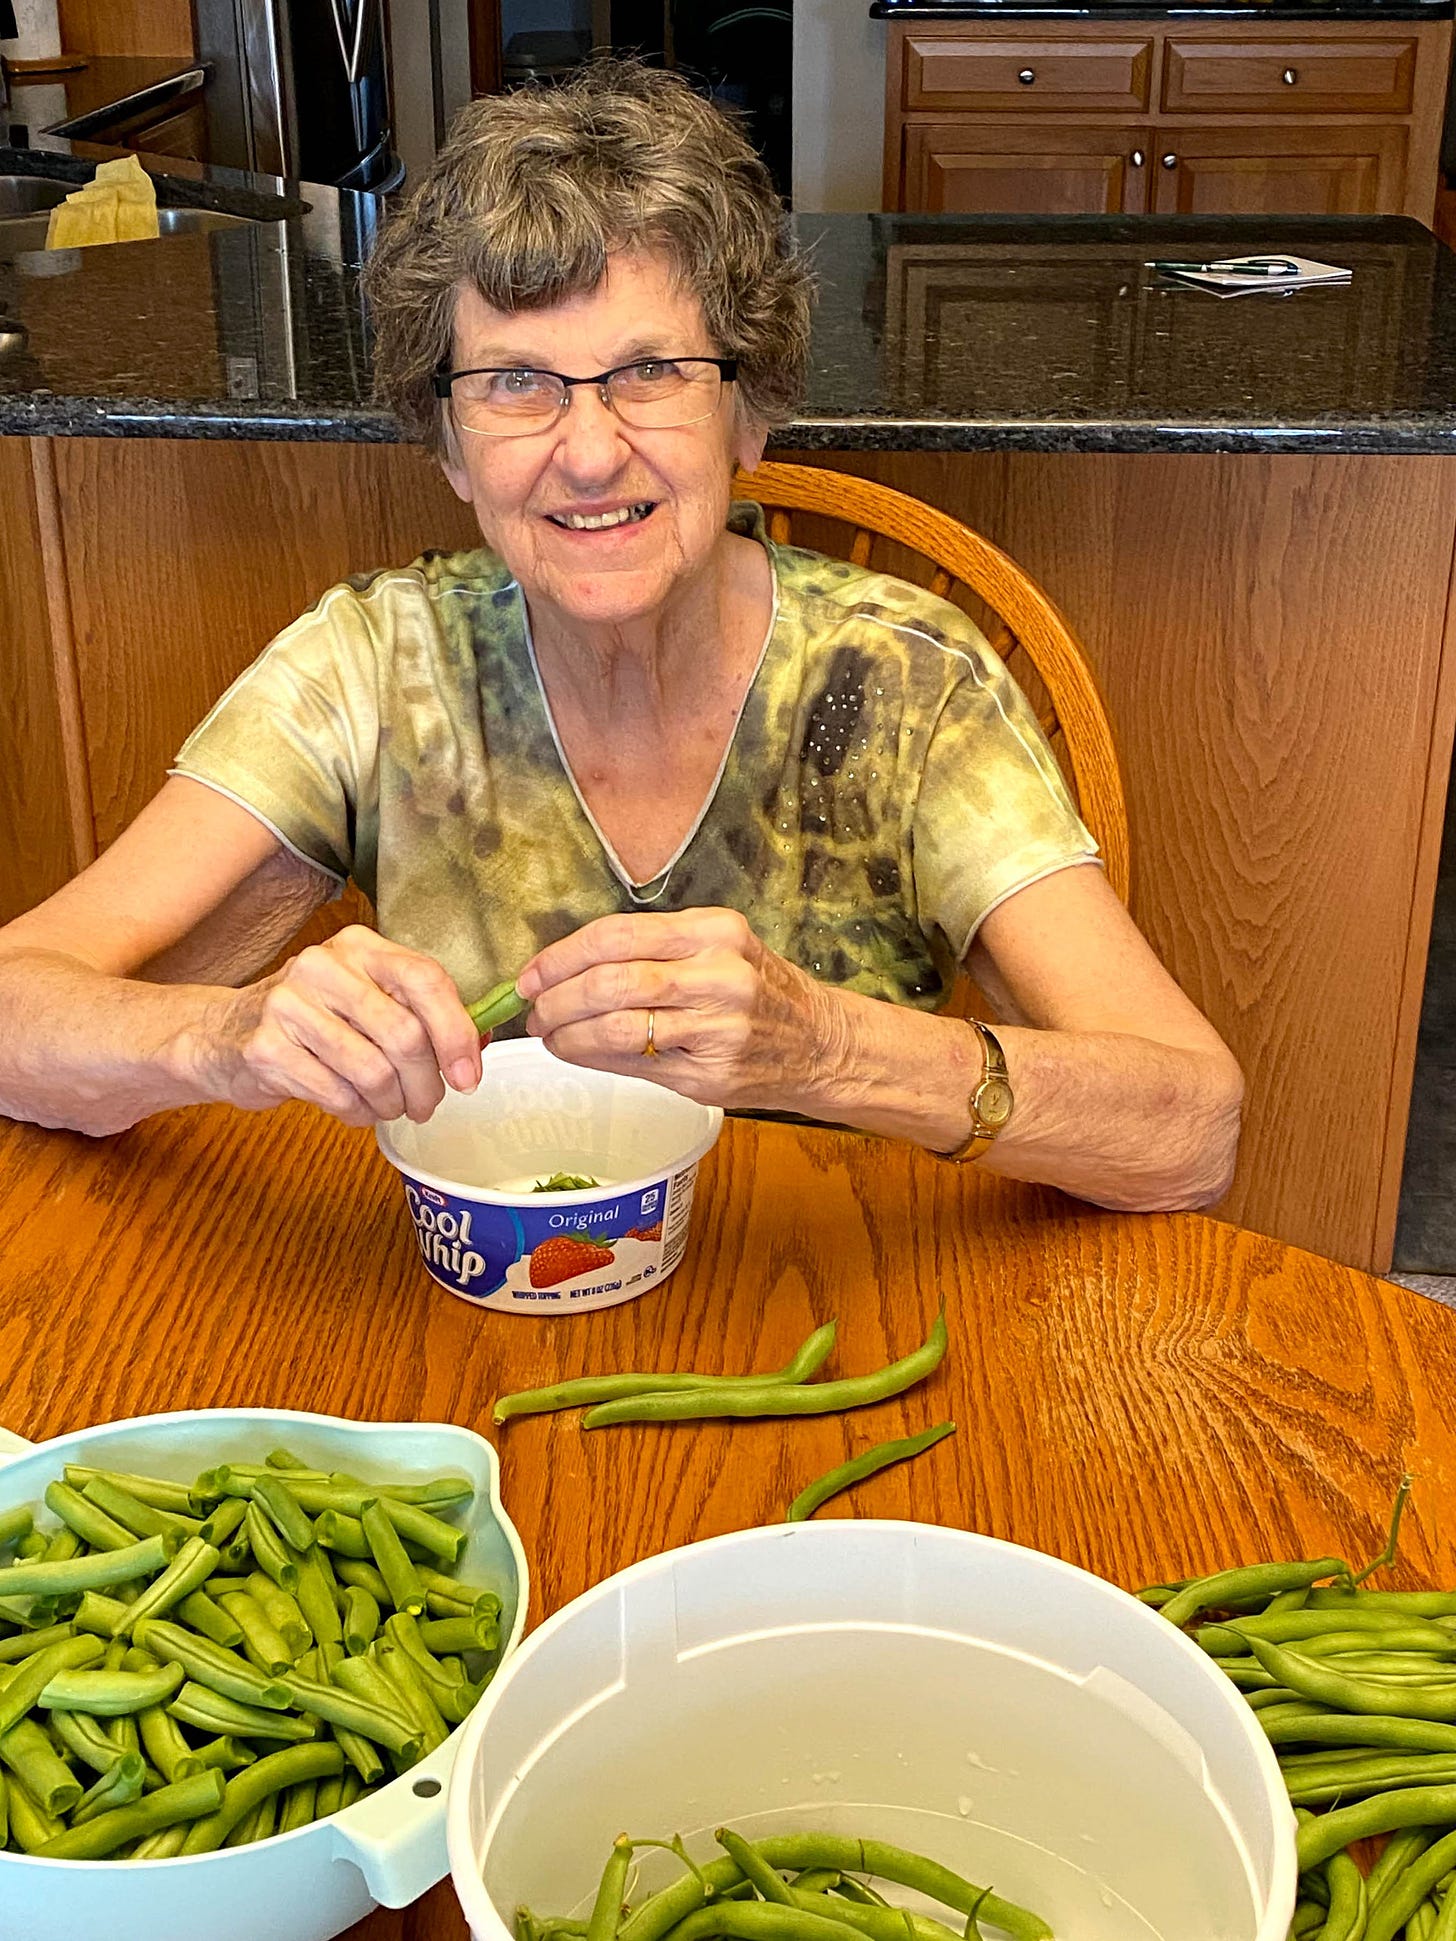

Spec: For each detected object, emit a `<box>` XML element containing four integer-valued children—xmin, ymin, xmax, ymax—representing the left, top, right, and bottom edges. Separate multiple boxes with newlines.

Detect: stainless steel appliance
<box><xmin>194</xmin><ymin>0</ymin><xmax>402</xmax><ymax>190</ymax></box>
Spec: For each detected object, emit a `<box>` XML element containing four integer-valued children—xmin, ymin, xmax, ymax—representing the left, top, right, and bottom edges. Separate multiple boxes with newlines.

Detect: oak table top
<box><xmin>2</xmin><ymin>1101</ymin><xmax>1454</xmax><ymax>1938</ymax></box>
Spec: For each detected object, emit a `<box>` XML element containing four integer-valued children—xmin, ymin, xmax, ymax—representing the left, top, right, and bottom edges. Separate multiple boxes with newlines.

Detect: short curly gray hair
<box><xmin>364</xmin><ymin>59</ymin><xmax>814</xmax><ymax>455</ymax></box>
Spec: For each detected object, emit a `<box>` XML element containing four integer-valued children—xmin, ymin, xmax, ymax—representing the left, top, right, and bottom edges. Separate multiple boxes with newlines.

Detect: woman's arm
<box><xmin>0</xmin><ymin>778</ymin><xmax>484</xmax><ymax>1135</ymax></box>
<box><xmin>515</xmin><ymin>867</ymin><xmax>1243</xmax><ymax>1213</ymax></box>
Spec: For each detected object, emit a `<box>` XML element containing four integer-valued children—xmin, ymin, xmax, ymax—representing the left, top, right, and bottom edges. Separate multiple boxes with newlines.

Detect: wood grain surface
<box><xmin>1</xmin><ymin>1104</ymin><xmax>1454</xmax><ymax>1936</ymax></box>
<box><xmin>50</xmin><ymin>437</ymin><xmax>477</xmax><ymax>847</ymax></box>
<box><xmin>0</xmin><ymin>440</ymin><xmax>86</xmax><ymax>925</ymax></box>
<box><xmin>775</xmin><ymin>449</ymin><xmax>1456</xmax><ymax>1274</ymax></box>
<box><xmin>56</xmin><ymin>0</ymin><xmax>194</xmax><ymax>59</ymax></box>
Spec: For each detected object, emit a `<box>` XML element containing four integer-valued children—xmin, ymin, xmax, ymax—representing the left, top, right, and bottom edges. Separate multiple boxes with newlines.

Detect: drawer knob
<box><xmin>1282</xmin><ymin>66</ymin><xmax>1298</xmax><ymax>84</ymax></box>
<box><xmin>1131</xmin><ymin>148</ymin><xmax>1145</xmax><ymax>167</ymax></box>
<box><xmin>1018</xmin><ymin>67</ymin><xmax>1036</xmax><ymax>84</ymax></box>
<box><xmin>1161</xmin><ymin>153</ymin><xmax>1178</xmax><ymax>169</ymax></box>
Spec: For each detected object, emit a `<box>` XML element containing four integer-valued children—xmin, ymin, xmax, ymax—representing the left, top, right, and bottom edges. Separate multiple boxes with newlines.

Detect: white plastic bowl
<box><xmin>0</xmin><ymin>1408</ymin><xmax>528</xmax><ymax>1941</ymax></box>
<box><xmin>447</xmin><ymin>1521</ymin><xmax>1297</xmax><ymax>1941</ymax></box>
<box><xmin>377</xmin><ymin>1036</ymin><xmax>723</xmax><ymax>1315</ymax></box>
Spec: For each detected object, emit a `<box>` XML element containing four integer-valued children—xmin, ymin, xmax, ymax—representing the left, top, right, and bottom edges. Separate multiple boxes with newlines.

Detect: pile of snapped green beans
<box><xmin>1143</xmin><ymin>1479</ymin><xmax>1456</xmax><ymax>1939</ymax></box>
<box><xmin>518</xmin><ymin>1824</ymin><xmax>1054</xmax><ymax>1941</ymax></box>
<box><xmin>0</xmin><ymin>1448</ymin><xmax>502</xmax><ymax>1861</ymax></box>
<box><xmin>492</xmin><ymin>1317</ymin><xmax>955</xmax><ymax>1519</ymax></box>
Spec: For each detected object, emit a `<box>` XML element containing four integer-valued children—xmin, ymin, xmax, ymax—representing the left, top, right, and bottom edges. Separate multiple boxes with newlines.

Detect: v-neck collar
<box><xmin>517</xmin><ymin>536</ymin><xmax>781</xmax><ymax>899</ymax></box>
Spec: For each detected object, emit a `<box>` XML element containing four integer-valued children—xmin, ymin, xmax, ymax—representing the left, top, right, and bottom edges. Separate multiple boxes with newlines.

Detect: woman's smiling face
<box><xmin>440</xmin><ymin>250</ymin><xmax>766</xmax><ymax>628</ymax></box>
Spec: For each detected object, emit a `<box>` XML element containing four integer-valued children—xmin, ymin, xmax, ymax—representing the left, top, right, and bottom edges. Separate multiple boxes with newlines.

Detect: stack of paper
<box><xmin>1152</xmin><ymin>254</ymin><xmax>1352</xmax><ymax>299</ymax></box>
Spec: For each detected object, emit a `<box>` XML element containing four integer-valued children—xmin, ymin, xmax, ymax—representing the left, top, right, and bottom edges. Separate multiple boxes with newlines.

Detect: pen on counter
<box><xmin>1146</xmin><ymin>256</ymin><xmax>1304</xmax><ymax>277</ymax></box>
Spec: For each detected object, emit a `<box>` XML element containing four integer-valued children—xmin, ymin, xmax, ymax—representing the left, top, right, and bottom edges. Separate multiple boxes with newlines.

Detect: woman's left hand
<box><xmin>514</xmin><ymin>908</ymin><xmax>843</xmax><ymax>1111</ymax></box>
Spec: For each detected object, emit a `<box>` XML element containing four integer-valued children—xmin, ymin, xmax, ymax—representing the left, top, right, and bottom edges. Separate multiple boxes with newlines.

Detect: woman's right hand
<box><xmin>191</xmin><ymin>926</ymin><xmax>484</xmax><ymax>1127</ymax></box>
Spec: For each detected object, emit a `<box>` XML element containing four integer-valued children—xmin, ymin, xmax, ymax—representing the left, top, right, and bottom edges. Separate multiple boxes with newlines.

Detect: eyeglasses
<box><xmin>432</xmin><ymin>356</ymin><xmax>738</xmax><ymax>438</ymax></box>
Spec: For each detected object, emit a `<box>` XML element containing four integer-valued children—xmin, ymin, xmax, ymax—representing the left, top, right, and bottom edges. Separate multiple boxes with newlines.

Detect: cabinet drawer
<box><xmin>904</xmin><ymin>36</ymin><xmax>1154</xmax><ymax>112</ymax></box>
<box><xmin>1162</xmin><ymin>38</ymin><xmax>1416</xmax><ymax>114</ymax></box>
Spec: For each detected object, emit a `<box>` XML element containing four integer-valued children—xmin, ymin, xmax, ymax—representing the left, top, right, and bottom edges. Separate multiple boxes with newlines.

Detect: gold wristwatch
<box><xmin>939</xmin><ymin>1018</ymin><xmax>1014</xmax><ymax>1163</ymax></box>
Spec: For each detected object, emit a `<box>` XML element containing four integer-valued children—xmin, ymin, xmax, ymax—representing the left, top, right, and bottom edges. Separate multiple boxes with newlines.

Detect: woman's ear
<box><xmin>732</xmin><ymin>413</ymin><xmax>770</xmax><ymax>477</ymax></box>
<box><xmin>439</xmin><ymin>409</ymin><xmax>473</xmax><ymax>503</ymax></box>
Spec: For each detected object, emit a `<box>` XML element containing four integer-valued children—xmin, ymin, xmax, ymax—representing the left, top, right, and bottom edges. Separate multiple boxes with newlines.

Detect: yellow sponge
<box><xmin>45</xmin><ymin>156</ymin><xmax>159</xmax><ymax>249</ymax></box>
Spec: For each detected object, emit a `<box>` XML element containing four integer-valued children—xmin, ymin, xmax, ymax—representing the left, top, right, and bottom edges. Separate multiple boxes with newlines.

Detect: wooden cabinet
<box><xmin>1150</xmin><ymin>123</ymin><xmax>1408</xmax><ymax>214</ymax></box>
<box><xmin>906</xmin><ymin>123</ymin><xmax>1152</xmax><ymax>213</ymax></box>
<box><xmin>884</xmin><ymin>18</ymin><xmax>1452</xmax><ymax>220</ymax></box>
<box><xmin>904</xmin><ymin>35</ymin><xmax>1154</xmax><ymax>111</ymax></box>
<box><xmin>118</xmin><ymin>100</ymin><xmax>209</xmax><ymax>164</ymax></box>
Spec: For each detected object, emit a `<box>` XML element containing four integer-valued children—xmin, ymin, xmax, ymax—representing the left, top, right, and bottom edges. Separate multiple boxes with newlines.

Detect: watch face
<box><xmin>975</xmin><ymin>1076</ymin><xmax>1014</xmax><ymax>1131</ymax></box>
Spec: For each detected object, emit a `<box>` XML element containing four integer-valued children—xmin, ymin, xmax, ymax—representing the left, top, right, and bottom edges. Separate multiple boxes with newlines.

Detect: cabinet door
<box><xmin>904</xmin><ymin>124</ymin><xmax>1152</xmax><ymax>215</ymax></box>
<box><xmin>1151</xmin><ymin>124</ymin><xmax>1408</xmax><ymax>215</ymax></box>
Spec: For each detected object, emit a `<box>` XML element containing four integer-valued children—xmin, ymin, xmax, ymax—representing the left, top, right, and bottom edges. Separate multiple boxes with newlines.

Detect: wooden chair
<box><xmin>733</xmin><ymin>461</ymin><xmax>1131</xmax><ymax>906</ymax></box>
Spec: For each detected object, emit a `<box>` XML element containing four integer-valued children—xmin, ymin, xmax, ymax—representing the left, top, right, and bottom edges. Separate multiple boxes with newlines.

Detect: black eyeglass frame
<box><xmin>431</xmin><ymin>355</ymin><xmax>739</xmax><ymax>413</ymax></box>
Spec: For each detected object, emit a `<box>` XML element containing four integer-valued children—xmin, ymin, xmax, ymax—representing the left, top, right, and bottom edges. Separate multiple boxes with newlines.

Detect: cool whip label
<box><xmin>400</xmin><ymin>1176</ymin><xmax>676</xmax><ymax>1307</ymax></box>
<box><xmin>404</xmin><ymin>1187</ymin><xmax>487</xmax><ymax>1288</ymax></box>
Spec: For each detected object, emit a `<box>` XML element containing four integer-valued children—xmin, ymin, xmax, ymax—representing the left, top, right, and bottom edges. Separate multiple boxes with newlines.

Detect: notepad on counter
<box><xmin>1147</xmin><ymin>254</ymin><xmax>1352</xmax><ymax>298</ymax></box>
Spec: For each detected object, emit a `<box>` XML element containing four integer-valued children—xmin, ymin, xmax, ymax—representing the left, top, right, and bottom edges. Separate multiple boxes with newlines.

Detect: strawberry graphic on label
<box><xmin>528</xmin><ymin>1230</ymin><xmax>616</xmax><ymax>1288</ymax></box>
<box><xmin>627</xmin><ymin>1222</ymin><xmax>663</xmax><ymax>1243</ymax></box>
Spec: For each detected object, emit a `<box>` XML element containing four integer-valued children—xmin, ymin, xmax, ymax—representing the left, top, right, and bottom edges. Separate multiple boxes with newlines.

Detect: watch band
<box><xmin>938</xmin><ymin>1018</ymin><xmax>1014</xmax><ymax>1164</ymax></box>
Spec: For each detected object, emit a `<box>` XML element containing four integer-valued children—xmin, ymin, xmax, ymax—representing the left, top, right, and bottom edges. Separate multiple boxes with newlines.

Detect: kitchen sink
<box><xmin>0</xmin><ymin>175</ymin><xmax>269</xmax><ymax>254</ymax></box>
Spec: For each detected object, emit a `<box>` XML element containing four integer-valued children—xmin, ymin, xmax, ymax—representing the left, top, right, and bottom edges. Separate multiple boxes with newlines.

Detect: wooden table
<box><xmin>2</xmin><ymin>1102</ymin><xmax>1456</xmax><ymax>1936</ymax></box>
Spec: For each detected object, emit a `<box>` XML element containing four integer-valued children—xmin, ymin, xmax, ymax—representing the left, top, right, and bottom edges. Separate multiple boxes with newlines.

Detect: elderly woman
<box><xmin>0</xmin><ymin>62</ymin><xmax>1240</xmax><ymax>1211</ymax></box>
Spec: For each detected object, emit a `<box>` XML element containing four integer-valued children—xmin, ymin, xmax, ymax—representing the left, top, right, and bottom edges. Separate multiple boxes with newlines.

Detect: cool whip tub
<box><xmin>376</xmin><ymin>1037</ymin><xmax>723</xmax><ymax>1314</ymax></box>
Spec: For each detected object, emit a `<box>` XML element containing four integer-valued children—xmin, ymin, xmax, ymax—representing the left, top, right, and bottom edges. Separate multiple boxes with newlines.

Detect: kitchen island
<box><xmin>2</xmin><ymin>139</ymin><xmax>1455</xmax><ymax>1274</ymax></box>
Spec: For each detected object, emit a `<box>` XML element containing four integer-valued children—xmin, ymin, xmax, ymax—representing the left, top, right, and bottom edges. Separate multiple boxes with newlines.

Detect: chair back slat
<box><xmin>735</xmin><ymin>462</ymin><xmax>1130</xmax><ymax>905</ymax></box>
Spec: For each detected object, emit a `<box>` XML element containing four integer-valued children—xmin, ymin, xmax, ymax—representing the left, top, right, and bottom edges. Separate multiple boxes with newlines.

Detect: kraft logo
<box><xmin>418</xmin><ymin>1185</ymin><xmax>447</xmax><ymax>1208</ymax></box>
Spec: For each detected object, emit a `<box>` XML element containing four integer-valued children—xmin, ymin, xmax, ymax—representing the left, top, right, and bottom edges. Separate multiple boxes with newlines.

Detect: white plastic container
<box><xmin>0</xmin><ymin>1408</ymin><xmax>528</xmax><ymax>1941</ymax></box>
<box><xmin>448</xmin><ymin>1521</ymin><xmax>1297</xmax><ymax>1941</ymax></box>
<box><xmin>377</xmin><ymin>1036</ymin><xmax>722</xmax><ymax>1315</ymax></box>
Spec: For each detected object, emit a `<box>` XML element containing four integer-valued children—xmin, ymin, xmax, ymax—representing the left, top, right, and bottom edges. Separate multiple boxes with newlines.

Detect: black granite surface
<box><xmin>873</xmin><ymin>1</ymin><xmax>1451</xmax><ymax>14</ymax></box>
<box><xmin>3</xmin><ymin>132</ymin><xmax>1456</xmax><ymax>452</ymax></box>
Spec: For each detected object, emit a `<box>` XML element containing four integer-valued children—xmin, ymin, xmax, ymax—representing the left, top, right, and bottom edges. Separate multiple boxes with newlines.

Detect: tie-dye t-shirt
<box><xmin>172</xmin><ymin>502</ymin><xmax>1098</xmax><ymax>1012</ymax></box>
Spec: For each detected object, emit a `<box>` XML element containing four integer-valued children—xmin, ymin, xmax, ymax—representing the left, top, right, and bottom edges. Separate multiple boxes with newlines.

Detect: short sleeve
<box><xmin>911</xmin><ymin>627</ymin><xmax>1100</xmax><ymax>961</ymax></box>
<box><xmin>170</xmin><ymin>583</ymin><xmax>382</xmax><ymax>885</ymax></box>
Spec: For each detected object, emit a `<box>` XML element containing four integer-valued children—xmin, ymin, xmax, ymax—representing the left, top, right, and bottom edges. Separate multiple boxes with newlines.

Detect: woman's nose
<box><xmin>550</xmin><ymin>382</ymin><xmax>632</xmax><ymax>477</ymax></box>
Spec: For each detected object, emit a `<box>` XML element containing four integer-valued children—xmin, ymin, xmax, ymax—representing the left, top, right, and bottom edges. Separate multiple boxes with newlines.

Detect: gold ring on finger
<box><xmin>642</xmin><ymin>1009</ymin><xmax>660</xmax><ymax>1058</ymax></box>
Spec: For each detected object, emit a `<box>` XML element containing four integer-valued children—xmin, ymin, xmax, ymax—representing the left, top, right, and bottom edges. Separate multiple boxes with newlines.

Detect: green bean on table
<box><xmin>493</xmin><ymin>1320</ymin><xmax>840</xmax><ymax>1422</ymax></box>
<box><xmin>786</xmin><ymin>1422</ymin><xmax>956</xmax><ymax>1522</ymax></box>
<box><xmin>584</xmin><ymin>1312</ymin><xmax>949</xmax><ymax>1429</ymax></box>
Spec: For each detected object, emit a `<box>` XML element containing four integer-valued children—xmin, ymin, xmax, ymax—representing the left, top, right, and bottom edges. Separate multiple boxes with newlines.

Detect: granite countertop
<box><xmin>2</xmin><ymin>134</ymin><xmax>1456</xmax><ymax>453</ymax></box>
<box><xmin>871</xmin><ymin>0</ymin><xmax>1452</xmax><ymax>14</ymax></box>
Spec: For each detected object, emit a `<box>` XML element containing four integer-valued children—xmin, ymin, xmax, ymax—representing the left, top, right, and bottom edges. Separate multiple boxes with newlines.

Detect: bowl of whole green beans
<box><xmin>0</xmin><ymin>1407</ymin><xmax>528</xmax><ymax>1941</ymax></box>
<box><xmin>445</xmin><ymin>1521</ymin><xmax>1297</xmax><ymax>1941</ymax></box>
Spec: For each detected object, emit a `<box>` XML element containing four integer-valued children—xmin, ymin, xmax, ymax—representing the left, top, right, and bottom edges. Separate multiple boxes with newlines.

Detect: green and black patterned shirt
<box><xmin>173</xmin><ymin>503</ymin><xmax>1098</xmax><ymax>1010</ymax></box>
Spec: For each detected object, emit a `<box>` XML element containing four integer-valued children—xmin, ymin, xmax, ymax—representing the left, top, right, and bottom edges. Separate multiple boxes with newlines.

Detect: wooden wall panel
<box><xmin>778</xmin><ymin>447</ymin><xmax>1456</xmax><ymax>1271</ymax></box>
<box><xmin>58</xmin><ymin>0</ymin><xmax>194</xmax><ymax>58</ymax></box>
<box><xmin>52</xmin><ymin>438</ymin><xmax>478</xmax><ymax>847</ymax></box>
<box><xmin>0</xmin><ymin>441</ymin><xmax>88</xmax><ymax>924</ymax></box>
